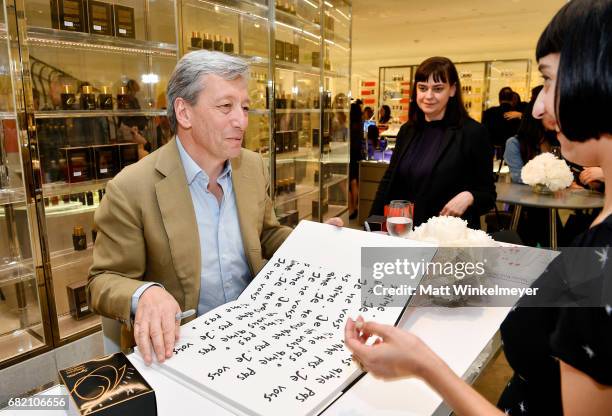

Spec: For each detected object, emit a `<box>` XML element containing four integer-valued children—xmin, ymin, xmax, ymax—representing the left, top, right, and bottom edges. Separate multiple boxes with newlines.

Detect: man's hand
<box><xmin>503</xmin><ymin>111</ymin><xmax>522</xmax><ymax>120</ymax></box>
<box><xmin>324</xmin><ymin>217</ymin><xmax>344</xmax><ymax>227</ymax></box>
<box><xmin>134</xmin><ymin>286</ymin><xmax>181</xmax><ymax>366</ymax></box>
<box><xmin>440</xmin><ymin>191</ymin><xmax>474</xmax><ymax>217</ymax></box>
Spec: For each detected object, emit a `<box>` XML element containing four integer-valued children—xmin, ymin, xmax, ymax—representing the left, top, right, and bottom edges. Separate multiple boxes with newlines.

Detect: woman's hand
<box><xmin>344</xmin><ymin>317</ymin><xmax>435</xmax><ymax>380</ymax></box>
<box><xmin>440</xmin><ymin>191</ymin><xmax>474</xmax><ymax>217</ymax></box>
<box><xmin>579</xmin><ymin>167</ymin><xmax>604</xmax><ymax>186</ymax></box>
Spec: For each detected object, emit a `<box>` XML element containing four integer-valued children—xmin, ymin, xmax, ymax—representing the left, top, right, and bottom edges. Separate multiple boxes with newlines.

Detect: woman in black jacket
<box><xmin>370</xmin><ymin>56</ymin><xmax>496</xmax><ymax>229</ymax></box>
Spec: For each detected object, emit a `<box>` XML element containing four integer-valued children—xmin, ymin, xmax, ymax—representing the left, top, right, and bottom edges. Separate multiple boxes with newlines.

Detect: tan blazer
<box><xmin>87</xmin><ymin>138</ymin><xmax>291</xmax><ymax>347</ymax></box>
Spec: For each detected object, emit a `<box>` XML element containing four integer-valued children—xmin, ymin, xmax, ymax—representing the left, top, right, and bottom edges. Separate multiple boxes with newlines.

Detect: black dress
<box><xmin>498</xmin><ymin>213</ymin><xmax>612</xmax><ymax>415</ymax></box>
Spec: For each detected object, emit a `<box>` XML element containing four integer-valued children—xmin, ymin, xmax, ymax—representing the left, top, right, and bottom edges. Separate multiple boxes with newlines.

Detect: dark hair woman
<box><xmin>346</xmin><ymin>2</ymin><xmax>612</xmax><ymax>415</ymax></box>
<box><xmin>370</xmin><ymin>56</ymin><xmax>496</xmax><ymax>229</ymax></box>
<box><xmin>378</xmin><ymin>104</ymin><xmax>392</xmax><ymax>124</ymax></box>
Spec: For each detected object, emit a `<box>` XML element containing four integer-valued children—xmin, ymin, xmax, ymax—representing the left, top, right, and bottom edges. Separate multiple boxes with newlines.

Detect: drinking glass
<box><xmin>386</xmin><ymin>200</ymin><xmax>414</xmax><ymax>238</ymax></box>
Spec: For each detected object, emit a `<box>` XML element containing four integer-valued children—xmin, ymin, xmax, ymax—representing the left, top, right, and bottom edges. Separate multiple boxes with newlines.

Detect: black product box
<box><xmin>277</xmin><ymin>209</ymin><xmax>299</xmax><ymax>227</ymax></box>
<box><xmin>59</xmin><ymin>352</ymin><xmax>157</xmax><ymax>416</ymax></box>
<box><xmin>283</xmin><ymin>41</ymin><xmax>293</xmax><ymax>62</ymax></box>
<box><xmin>63</xmin><ymin>146</ymin><xmax>93</xmax><ymax>183</ymax></box>
<box><xmin>88</xmin><ymin>0</ymin><xmax>114</xmax><ymax>36</ymax></box>
<box><xmin>67</xmin><ymin>280</ymin><xmax>92</xmax><ymax>320</ymax></box>
<box><xmin>52</xmin><ymin>0</ymin><xmax>89</xmax><ymax>33</ymax></box>
<box><xmin>92</xmin><ymin>144</ymin><xmax>119</xmax><ymax>179</ymax></box>
<box><xmin>292</xmin><ymin>44</ymin><xmax>299</xmax><ymax>64</ymax></box>
<box><xmin>113</xmin><ymin>4</ymin><xmax>135</xmax><ymax>38</ymax></box>
<box><xmin>118</xmin><ymin>142</ymin><xmax>139</xmax><ymax>169</ymax></box>
<box><xmin>275</xmin><ymin>132</ymin><xmax>283</xmax><ymax>154</ymax></box>
<box><xmin>283</xmin><ymin>131</ymin><xmax>291</xmax><ymax>152</ymax></box>
<box><xmin>275</xmin><ymin>40</ymin><xmax>284</xmax><ymax>60</ymax></box>
<box><xmin>312</xmin><ymin>51</ymin><xmax>320</xmax><ymax>68</ymax></box>
<box><xmin>312</xmin><ymin>199</ymin><xmax>329</xmax><ymax>216</ymax></box>
<box><xmin>312</xmin><ymin>128</ymin><xmax>319</xmax><ymax>147</ymax></box>
<box><xmin>290</xmin><ymin>131</ymin><xmax>298</xmax><ymax>151</ymax></box>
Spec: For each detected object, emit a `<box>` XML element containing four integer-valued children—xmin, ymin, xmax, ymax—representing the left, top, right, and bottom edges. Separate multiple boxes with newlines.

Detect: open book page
<box><xmin>154</xmin><ymin>221</ymin><xmax>436</xmax><ymax>416</ymax></box>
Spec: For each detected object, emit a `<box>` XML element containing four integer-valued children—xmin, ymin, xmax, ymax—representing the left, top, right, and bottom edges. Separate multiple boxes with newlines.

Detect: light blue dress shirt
<box><xmin>131</xmin><ymin>138</ymin><xmax>251</xmax><ymax>317</ymax></box>
<box><xmin>503</xmin><ymin>136</ymin><xmax>524</xmax><ymax>184</ymax></box>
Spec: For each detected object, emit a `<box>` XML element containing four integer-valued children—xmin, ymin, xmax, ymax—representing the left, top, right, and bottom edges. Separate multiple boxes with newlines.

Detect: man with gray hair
<box><xmin>88</xmin><ymin>51</ymin><xmax>342</xmax><ymax>366</ymax></box>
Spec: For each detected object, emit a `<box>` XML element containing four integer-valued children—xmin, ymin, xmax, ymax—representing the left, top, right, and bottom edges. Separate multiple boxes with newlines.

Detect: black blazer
<box><xmin>370</xmin><ymin>117</ymin><xmax>496</xmax><ymax>229</ymax></box>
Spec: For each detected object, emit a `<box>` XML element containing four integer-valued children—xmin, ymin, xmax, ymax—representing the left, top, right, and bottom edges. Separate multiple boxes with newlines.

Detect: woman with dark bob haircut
<box><xmin>370</xmin><ymin>56</ymin><xmax>496</xmax><ymax>229</ymax></box>
<box><xmin>346</xmin><ymin>1</ymin><xmax>612</xmax><ymax>415</ymax></box>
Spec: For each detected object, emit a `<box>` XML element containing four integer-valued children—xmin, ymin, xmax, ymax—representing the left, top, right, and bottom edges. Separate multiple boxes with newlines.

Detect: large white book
<box><xmin>144</xmin><ymin>221</ymin><xmax>435</xmax><ymax>416</ymax></box>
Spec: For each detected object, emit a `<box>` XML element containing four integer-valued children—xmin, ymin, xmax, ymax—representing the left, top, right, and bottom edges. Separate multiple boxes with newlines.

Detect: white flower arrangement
<box><xmin>520</xmin><ymin>152</ymin><xmax>573</xmax><ymax>191</ymax></box>
<box><xmin>411</xmin><ymin>216</ymin><xmax>497</xmax><ymax>247</ymax></box>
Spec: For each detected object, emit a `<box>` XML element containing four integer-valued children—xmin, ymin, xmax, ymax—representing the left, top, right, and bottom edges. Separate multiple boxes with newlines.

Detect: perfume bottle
<box><xmin>117</xmin><ymin>86</ymin><xmax>130</xmax><ymax>110</ymax></box>
<box><xmin>213</xmin><ymin>35</ymin><xmax>224</xmax><ymax>51</ymax></box>
<box><xmin>80</xmin><ymin>85</ymin><xmax>96</xmax><ymax>110</ymax></box>
<box><xmin>191</xmin><ymin>31</ymin><xmax>202</xmax><ymax>48</ymax></box>
<box><xmin>324</xmin><ymin>49</ymin><xmax>331</xmax><ymax>71</ymax></box>
<box><xmin>61</xmin><ymin>84</ymin><xmax>76</xmax><ymax>110</ymax></box>
<box><xmin>202</xmin><ymin>33</ymin><xmax>213</xmax><ymax>50</ymax></box>
<box><xmin>98</xmin><ymin>86</ymin><xmax>113</xmax><ymax>109</ymax></box>
<box><xmin>72</xmin><ymin>225</ymin><xmax>87</xmax><ymax>251</ymax></box>
<box><xmin>223</xmin><ymin>37</ymin><xmax>234</xmax><ymax>53</ymax></box>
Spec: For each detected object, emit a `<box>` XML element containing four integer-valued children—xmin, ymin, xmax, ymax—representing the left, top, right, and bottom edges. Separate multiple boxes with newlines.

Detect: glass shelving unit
<box><xmin>0</xmin><ymin>0</ymin><xmax>50</xmax><ymax>368</ymax></box>
<box><xmin>0</xmin><ymin>0</ymin><xmax>179</xmax><ymax>357</ymax></box>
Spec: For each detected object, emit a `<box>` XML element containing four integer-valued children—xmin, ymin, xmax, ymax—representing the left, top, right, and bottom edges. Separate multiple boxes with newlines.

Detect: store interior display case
<box><xmin>377</xmin><ymin>65</ymin><xmax>411</xmax><ymax>124</ymax></box>
<box><xmin>484</xmin><ymin>59</ymin><xmax>531</xmax><ymax>109</ymax></box>
<box><xmin>0</xmin><ymin>0</ymin><xmax>179</xmax><ymax>369</ymax></box>
<box><xmin>0</xmin><ymin>0</ymin><xmax>51</xmax><ymax>368</ymax></box>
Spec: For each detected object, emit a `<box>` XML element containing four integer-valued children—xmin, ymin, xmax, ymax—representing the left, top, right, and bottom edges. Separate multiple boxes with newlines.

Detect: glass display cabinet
<box><xmin>378</xmin><ymin>65</ymin><xmax>411</xmax><ymax>124</ymax></box>
<box><xmin>177</xmin><ymin>0</ymin><xmax>351</xmax><ymax>225</ymax></box>
<box><xmin>484</xmin><ymin>59</ymin><xmax>531</xmax><ymax>109</ymax></box>
<box><xmin>455</xmin><ymin>62</ymin><xmax>486</xmax><ymax>122</ymax></box>
<box><xmin>0</xmin><ymin>0</ymin><xmax>178</xmax><ymax>369</ymax></box>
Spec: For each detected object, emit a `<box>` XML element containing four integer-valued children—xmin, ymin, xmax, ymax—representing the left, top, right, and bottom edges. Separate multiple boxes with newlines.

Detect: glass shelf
<box><xmin>275</xmin><ymin>183</ymin><xmax>317</xmax><ymax>205</ymax></box>
<box><xmin>0</xmin><ymin>189</ymin><xmax>26</xmax><ymax>207</ymax></box>
<box><xmin>0</xmin><ymin>112</ymin><xmax>15</xmax><ymax>120</ymax></box>
<box><xmin>0</xmin><ymin>261</ymin><xmax>35</xmax><ymax>289</ymax></box>
<box><xmin>34</xmin><ymin>109</ymin><xmax>167</xmax><ymax>119</ymax></box>
<box><xmin>276</xmin><ymin>61</ymin><xmax>321</xmax><ymax>76</ymax></box>
<box><xmin>276</xmin><ymin>108</ymin><xmax>320</xmax><ymax>114</ymax></box>
<box><xmin>185</xmin><ymin>0</ymin><xmax>269</xmax><ymax>20</ymax></box>
<box><xmin>275</xmin><ymin>8</ymin><xmax>321</xmax><ymax>31</ymax></box>
<box><xmin>42</xmin><ymin>179</ymin><xmax>110</xmax><ymax>199</ymax></box>
<box><xmin>27</xmin><ymin>27</ymin><xmax>178</xmax><ymax>58</ymax></box>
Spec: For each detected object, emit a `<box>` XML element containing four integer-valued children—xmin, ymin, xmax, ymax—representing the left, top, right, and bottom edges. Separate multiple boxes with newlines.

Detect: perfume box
<box><xmin>52</xmin><ymin>0</ymin><xmax>89</xmax><ymax>33</ymax></box>
<box><xmin>312</xmin><ymin>199</ymin><xmax>329</xmax><ymax>216</ymax></box>
<box><xmin>67</xmin><ymin>280</ymin><xmax>92</xmax><ymax>320</ymax></box>
<box><xmin>113</xmin><ymin>5</ymin><xmax>135</xmax><ymax>39</ymax></box>
<box><xmin>292</xmin><ymin>44</ymin><xmax>299</xmax><ymax>64</ymax></box>
<box><xmin>91</xmin><ymin>144</ymin><xmax>119</xmax><ymax>179</ymax></box>
<box><xmin>283</xmin><ymin>131</ymin><xmax>291</xmax><ymax>152</ymax></box>
<box><xmin>118</xmin><ymin>143</ymin><xmax>139</xmax><ymax>169</ymax></box>
<box><xmin>88</xmin><ymin>0</ymin><xmax>114</xmax><ymax>36</ymax></box>
<box><xmin>283</xmin><ymin>42</ymin><xmax>292</xmax><ymax>62</ymax></box>
<box><xmin>274</xmin><ymin>132</ymin><xmax>283</xmax><ymax>154</ymax></box>
<box><xmin>59</xmin><ymin>352</ymin><xmax>157</xmax><ymax>416</ymax></box>
<box><xmin>63</xmin><ymin>147</ymin><xmax>93</xmax><ymax>183</ymax></box>
<box><xmin>274</xmin><ymin>40</ymin><xmax>284</xmax><ymax>60</ymax></box>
